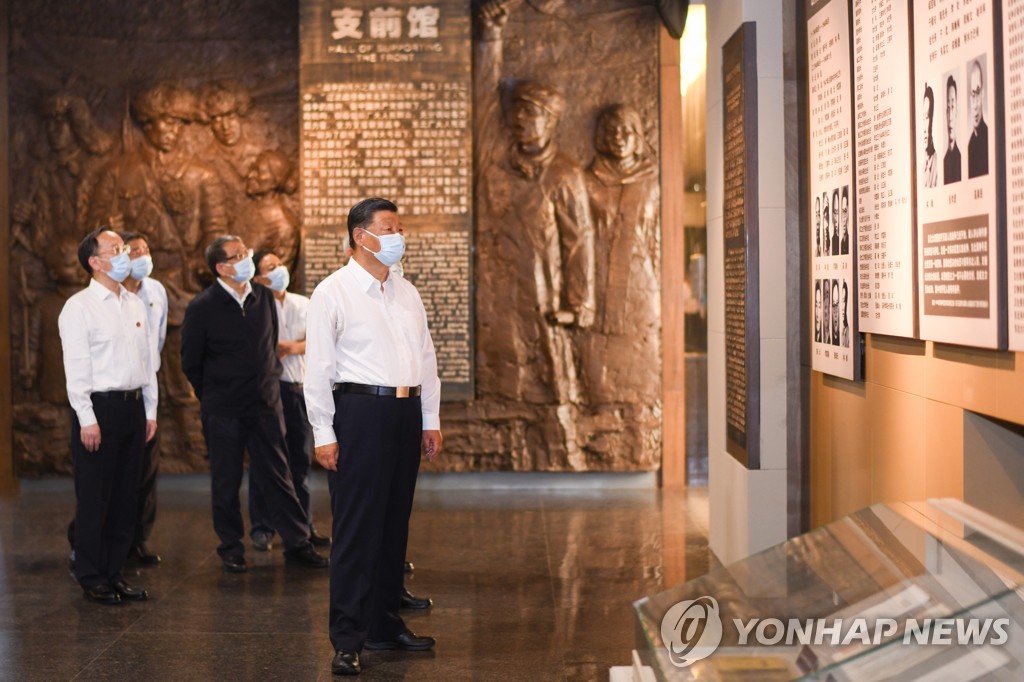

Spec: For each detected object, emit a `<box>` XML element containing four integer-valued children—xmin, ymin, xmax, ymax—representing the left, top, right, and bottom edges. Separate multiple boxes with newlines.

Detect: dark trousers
<box><xmin>134</xmin><ymin>428</ymin><xmax>160</xmax><ymax>545</ymax></box>
<box><xmin>71</xmin><ymin>393</ymin><xmax>145</xmax><ymax>589</ymax></box>
<box><xmin>201</xmin><ymin>407</ymin><xmax>311</xmax><ymax>558</ymax></box>
<box><xmin>250</xmin><ymin>382</ymin><xmax>314</xmax><ymax>535</ymax></box>
<box><xmin>328</xmin><ymin>392</ymin><xmax>422</xmax><ymax>652</ymax></box>
<box><xmin>69</xmin><ymin>403</ymin><xmax>160</xmax><ymax>550</ymax></box>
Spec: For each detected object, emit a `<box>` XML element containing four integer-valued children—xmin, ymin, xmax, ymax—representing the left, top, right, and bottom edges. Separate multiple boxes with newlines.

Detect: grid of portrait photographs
<box><xmin>814</xmin><ymin>184</ymin><xmax>851</xmax><ymax>258</ymax></box>
<box><xmin>814</xmin><ymin>277</ymin><xmax>851</xmax><ymax>349</ymax></box>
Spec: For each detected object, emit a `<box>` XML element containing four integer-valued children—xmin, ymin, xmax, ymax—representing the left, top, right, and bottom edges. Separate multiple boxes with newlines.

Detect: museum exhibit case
<box><xmin>634</xmin><ymin>499</ymin><xmax>1024</xmax><ymax>680</ymax></box>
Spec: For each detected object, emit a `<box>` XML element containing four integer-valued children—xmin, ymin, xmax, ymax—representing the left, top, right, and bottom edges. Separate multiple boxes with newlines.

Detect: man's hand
<box><xmin>146</xmin><ymin>420</ymin><xmax>158</xmax><ymax>443</ymax></box>
<box><xmin>316</xmin><ymin>442</ymin><xmax>339</xmax><ymax>471</ymax></box>
<box><xmin>277</xmin><ymin>340</ymin><xmax>299</xmax><ymax>359</ymax></box>
<box><xmin>80</xmin><ymin>424</ymin><xmax>101</xmax><ymax>452</ymax></box>
<box><xmin>422</xmin><ymin>430</ymin><xmax>443</xmax><ymax>463</ymax></box>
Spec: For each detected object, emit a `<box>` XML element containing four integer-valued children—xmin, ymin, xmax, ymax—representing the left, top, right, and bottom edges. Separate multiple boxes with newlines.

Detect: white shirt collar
<box><xmin>87</xmin><ymin>277</ymin><xmax>127</xmax><ymax>301</ymax></box>
<box><xmin>217</xmin><ymin>277</ymin><xmax>253</xmax><ymax>306</ymax></box>
<box><xmin>348</xmin><ymin>258</ymin><xmax>390</xmax><ymax>295</ymax></box>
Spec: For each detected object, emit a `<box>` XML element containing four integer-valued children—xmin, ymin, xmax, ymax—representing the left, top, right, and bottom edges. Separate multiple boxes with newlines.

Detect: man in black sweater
<box><xmin>181</xmin><ymin>235</ymin><xmax>327</xmax><ymax>573</ymax></box>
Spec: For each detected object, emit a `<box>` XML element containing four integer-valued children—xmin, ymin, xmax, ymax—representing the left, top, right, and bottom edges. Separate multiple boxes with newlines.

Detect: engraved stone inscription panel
<box><xmin>300</xmin><ymin>0</ymin><xmax>473</xmax><ymax>400</ymax></box>
<box><xmin>722</xmin><ymin>23</ymin><xmax>760</xmax><ymax>469</ymax></box>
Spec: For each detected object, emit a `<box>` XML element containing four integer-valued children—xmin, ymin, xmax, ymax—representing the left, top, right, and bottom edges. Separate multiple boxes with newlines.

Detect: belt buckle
<box><xmin>396</xmin><ymin>386</ymin><xmax>410</xmax><ymax>398</ymax></box>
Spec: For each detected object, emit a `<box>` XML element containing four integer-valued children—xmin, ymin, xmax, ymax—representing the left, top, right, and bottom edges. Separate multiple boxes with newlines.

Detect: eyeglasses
<box><xmin>222</xmin><ymin>248</ymin><xmax>253</xmax><ymax>264</ymax></box>
<box><xmin>97</xmin><ymin>244</ymin><xmax>132</xmax><ymax>258</ymax></box>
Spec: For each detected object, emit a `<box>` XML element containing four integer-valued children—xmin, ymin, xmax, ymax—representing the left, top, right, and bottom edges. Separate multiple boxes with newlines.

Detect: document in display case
<box><xmin>634</xmin><ymin>501</ymin><xmax>1024</xmax><ymax>680</ymax></box>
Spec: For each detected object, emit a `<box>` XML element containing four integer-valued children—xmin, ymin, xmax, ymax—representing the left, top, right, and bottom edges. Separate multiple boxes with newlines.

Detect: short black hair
<box><xmin>119</xmin><ymin>231</ymin><xmax>148</xmax><ymax>246</ymax></box>
<box><xmin>77</xmin><ymin>227</ymin><xmax>106</xmax><ymax>274</ymax></box>
<box><xmin>347</xmin><ymin>197</ymin><xmax>398</xmax><ymax>247</ymax></box>
<box><xmin>253</xmin><ymin>249</ymin><xmax>273</xmax><ymax>274</ymax></box>
<box><xmin>205</xmin><ymin>234</ymin><xmax>242</xmax><ymax>274</ymax></box>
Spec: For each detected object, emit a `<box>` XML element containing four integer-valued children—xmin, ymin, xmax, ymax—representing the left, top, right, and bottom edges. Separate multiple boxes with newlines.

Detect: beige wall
<box><xmin>811</xmin><ymin>335</ymin><xmax>1024</xmax><ymax>527</ymax></box>
<box><xmin>707</xmin><ymin>0</ymin><xmax>803</xmax><ymax>564</ymax></box>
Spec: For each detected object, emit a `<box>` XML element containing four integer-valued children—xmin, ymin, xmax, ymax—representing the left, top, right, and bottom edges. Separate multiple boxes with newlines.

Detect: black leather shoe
<box><xmin>310</xmin><ymin>527</ymin><xmax>331</xmax><ymax>547</ymax></box>
<box><xmin>364</xmin><ymin>630</ymin><xmax>435</xmax><ymax>651</ymax></box>
<box><xmin>403</xmin><ymin>561</ymin><xmax>414</xmax><ymax>573</ymax></box>
<box><xmin>112</xmin><ymin>580</ymin><xmax>149</xmax><ymax>601</ymax></box>
<box><xmin>223</xmin><ymin>555</ymin><xmax>247</xmax><ymax>573</ymax></box>
<box><xmin>284</xmin><ymin>544</ymin><xmax>329</xmax><ymax>568</ymax></box>
<box><xmin>331</xmin><ymin>649</ymin><xmax>361</xmax><ymax>675</ymax></box>
<box><xmin>251</xmin><ymin>530</ymin><xmax>273</xmax><ymax>552</ymax></box>
<box><xmin>83</xmin><ymin>584</ymin><xmax>122</xmax><ymax>605</ymax></box>
<box><xmin>128</xmin><ymin>543</ymin><xmax>161</xmax><ymax>565</ymax></box>
<box><xmin>400</xmin><ymin>587</ymin><xmax>432</xmax><ymax>610</ymax></box>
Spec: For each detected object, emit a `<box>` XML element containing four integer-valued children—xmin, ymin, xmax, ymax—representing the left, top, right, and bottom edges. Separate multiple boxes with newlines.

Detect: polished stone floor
<box><xmin>0</xmin><ymin>474</ymin><xmax>715</xmax><ymax>681</ymax></box>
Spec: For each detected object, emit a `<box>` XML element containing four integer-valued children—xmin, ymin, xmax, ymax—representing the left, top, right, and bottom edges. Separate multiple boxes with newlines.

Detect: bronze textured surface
<box><xmin>452</xmin><ymin>0</ymin><xmax>663</xmax><ymax>472</ymax></box>
<box><xmin>7</xmin><ymin>0</ymin><xmax>299</xmax><ymax>475</ymax></box>
<box><xmin>7</xmin><ymin>0</ymin><xmax>664</xmax><ymax>474</ymax></box>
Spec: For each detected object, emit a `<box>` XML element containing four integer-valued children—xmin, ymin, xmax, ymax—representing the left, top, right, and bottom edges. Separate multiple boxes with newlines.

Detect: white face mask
<box><xmin>105</xmin><ymin>252</ymin><xmax>132</xmax><ymax>283</ymax></box>
<box><xmin>266</xmin><ymin>265</ymin><xmax>290</xmax><ymax>291</ymax></box>
<box><xmin>361</xmin><ymin>228</ymin><xmax>405</xmax><ymax>266</ymax></box>
<box><xmin>130</xmin><ymin>254</ymin><xmax>154</xmax><ymax>280</ymax></box>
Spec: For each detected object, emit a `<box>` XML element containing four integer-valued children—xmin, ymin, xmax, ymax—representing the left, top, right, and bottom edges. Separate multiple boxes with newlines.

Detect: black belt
<box><xmin>92</xmin><ymin>388</ymin><xmax>142</xmax><ymax>401</ymax></box>
<box><xmin>333</xmin><ymin>382</ymin><xmax>421</xmax><ymax>398</ymax></box>
<box><xmin>281</xmin><ymin>381</ymin><xmax>304</xmax><ymax>394</ymax></box>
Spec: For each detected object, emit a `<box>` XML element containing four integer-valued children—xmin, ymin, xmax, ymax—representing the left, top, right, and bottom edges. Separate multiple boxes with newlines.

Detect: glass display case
<box><xmin>634</xmin><ymin>500</ymin><xmax>1024</xmax><ymax>681</ymax></box>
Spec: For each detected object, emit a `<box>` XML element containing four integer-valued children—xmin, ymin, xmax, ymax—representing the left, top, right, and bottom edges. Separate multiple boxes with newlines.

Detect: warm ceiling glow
<box><xmin>679</xmin><ymin>4</ymin><xmax>707</xmax><ymax>97</ymax></box>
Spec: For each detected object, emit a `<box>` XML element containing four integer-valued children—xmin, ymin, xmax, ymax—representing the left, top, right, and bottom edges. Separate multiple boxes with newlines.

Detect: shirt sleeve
<box><xmin>57</xmin><ymin>299</ymin><xmax>97</xmax><ymax>427</ymax></box>
<box><xmin>142</xmin><ymin>353</ymin><xmax>159</xmax><ymax>421</ymax></box>
<box><xmin>304</xmin><ymin>286</ymin><xmax>340</xmax><ymax>447</ymax></box>
<box><xmin>416</xmin><ymin>292</ymin><xmax>441</xmax><ymax>431</ymax></box>
<box><xmin>155</xmin><ymin>281</ymin><xmax>169</xmax><ymax>353</ymax></box>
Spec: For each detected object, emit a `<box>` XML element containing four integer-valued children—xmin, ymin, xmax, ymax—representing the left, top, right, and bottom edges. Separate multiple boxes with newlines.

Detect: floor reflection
<box><xmin>0</xmin><ymin>475</ymin><xmax>714</xmax><ymax>680</ymax></box>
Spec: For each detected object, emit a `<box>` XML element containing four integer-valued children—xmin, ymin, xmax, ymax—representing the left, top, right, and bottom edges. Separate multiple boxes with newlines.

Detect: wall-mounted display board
<box><xmin>1006</xmin><ymin>0</ymin><xmax>1024</xmax><ymax>349</ymax></box>
<box><xmin>300</xmin><ymin>0</ymin><xmax>473</xmax><ymax>398</ymax></box>
<box><xmin>912</xmin><ymin>0</ymin><xmax>1005</xmax><ymax>348</ymax></box>
<box><xmin>807</xmin><ymin>0</ymin><xmax>863</xmax><ymax>380</ymax></box>
<box><xmin>853</xmin><ymin>0</ymin><xmax>918</xmax><ymax>338</ymax></box>
<box><xmin>722</xmin><ymin>23</ymin><xmax>761</xmax><ymax>469</ymax></box>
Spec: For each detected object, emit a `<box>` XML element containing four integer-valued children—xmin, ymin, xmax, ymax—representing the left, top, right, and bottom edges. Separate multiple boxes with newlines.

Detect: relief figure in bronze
<box><xmin>475</xmin><ymin>0</ymin><xmax>596</xmax><ymax>468</ymax></box>
<box><xmin>582</xmin><ymin>104</ymin><xmax>660</xmax><ymax>405</ymax></box>
<box><xmin>199</xmin><ymin>80</ymin><xmax>266</xmax><ymax>226</ymax></box>
<box><xmin>12</xmin><ymin>92</ymin><xmax>113</xmax><ymax>255</ymax></box>
<box><xmin>237</xmin><ymin>149</ymin><xmax>301</xmax><ymax>271</ymax></box>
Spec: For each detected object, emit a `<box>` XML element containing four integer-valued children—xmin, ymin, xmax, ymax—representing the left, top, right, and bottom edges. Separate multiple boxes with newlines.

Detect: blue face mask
<box><xmin>230</xmin><ymin>256</ymin><xmax>255</xmax><ymax>283</ymax></box>
<box><xmin>130</xmin><ymin>254</ymin><xmax>154</xmax><ymax>280</ymax></box>
<box><xmin>266</xmin><ymin>265</ymin><xmax>290</xmax><ymax>292</ymax></box>
<box><xmin>362</xmin><ymin>229</ymin><xmax>406</xmax><ymax>267</ymax></box>
<box><xmin>106</xmin><ymin>252</ymin><xmax>132</xmax><ymax>283</ymax></box>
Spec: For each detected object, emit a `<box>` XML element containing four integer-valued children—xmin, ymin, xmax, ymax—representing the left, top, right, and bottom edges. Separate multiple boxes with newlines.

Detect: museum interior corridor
<box><xmin>0</xmin><ymin>475</ymin><xmax>716</xmax><ymax>680</ymax></box>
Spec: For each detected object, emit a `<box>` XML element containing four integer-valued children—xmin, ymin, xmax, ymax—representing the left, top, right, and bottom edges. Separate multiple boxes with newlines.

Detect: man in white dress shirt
<box><xmin>247</xmin><ymin>249</ymin><xmax>330</xmax><ymax>550</ymax></box>
<box><xmin>59</xmin><ymin>228</ymin><xmax>158</xmax><ymax>605</ymax></box>
<box><xmin>67</xmin><ymin>231</ymin><xmax>168</xmax><ymax>567</ymax></box>
<box><xmin>121</xmin><ymin>231</ymin><xmax>169</xmax><ymax>564</ymax></box>
<box><xmin>305</xmin><ymin>198</ymin><xmax>443</xmax><ymax>676</ymax></box>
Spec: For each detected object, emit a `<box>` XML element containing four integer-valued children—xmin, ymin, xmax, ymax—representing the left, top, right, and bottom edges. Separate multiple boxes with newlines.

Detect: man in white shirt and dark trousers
<box><xmin>59</xmin><ymin>228</ymin><xmax>158</xmax><ymax>605</ymax></box>
<box><xmin>120</xmin><ymin>231</ymin><xmax>169</xmax><ymax>565</ymax></box>
<box><xmin>305</xmin><ymin>198</ymin><xmax>443</xmax><ymax>676</ymax></box>
<box><xmin>65</xmin><ymin>231</ymin><xmax>169</xmax><ymax>567</ymax></box>
<box><xmin>180</xmin><ymin>235</ymin><xmax>328</xmax><ymax>573</ymax></box>
<box><xmin>247</xmin><ymin>249</ymin><xmax>330</xmax><ymax>550</ymax></box>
